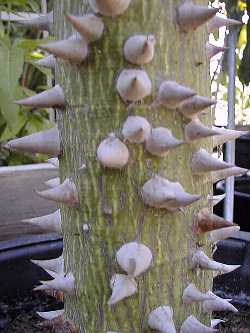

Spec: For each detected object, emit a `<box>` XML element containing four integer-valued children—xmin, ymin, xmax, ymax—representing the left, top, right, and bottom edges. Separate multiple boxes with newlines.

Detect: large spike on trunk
<box><xmin>45</xmin><ymin>177</ymin><xmax>61</xmax><ymax>188</ymax></box>
<box><xmin>14</xmin><ymin>85</ymin><xmax>65</xmax><ymax>108</ymax></box>
<box><xmin>66</xmin><ymin>14</ymin><xmax>104</xmax><ymax>43</ymax></box>
<box><xmin>40</xmin><ymin>38</ymin><xmax>88</xmax><ymax>64</ymax></box>
<box><xmin>34</xmin><ymin>272</ymin><xmax>75</xmax><ymax>295</ymax></box>
<box><xmin>180</xmin><ymin>315</ymin><xmax>218</xmax><ymax>333</ymax></box>
<box><xmin>148</xmin><ymin>306</ymin><xmax>176</xmax><ymax>333</ymax></box>
<box><xmin>211</xmin><ymin>166</ymin><xmax>248</xmax><ymax>183</ymax></box>
<box><xmin>141</xmin><ymin>175</ymin><xmax>201</xmax><ymax>211</ymax></box>
<box><xmin>154</xmin><ymin>81</ymin><xmax>196</xmax><ymax>109</ymax></box>
<box><xmin>31</xmin><ymin>255</ymin><xmax>64</xmax><ymax>274</ymax></box>
<box><xmin>116</xmin><ymin>69</ymin><xmax>152</xmax><ymax>103</ymax></box>
<box><xmin>206</xmin><ymin>43</ymin><xmax>228</xmax><ymax>60</ymax></box>
<box><xmin>191</xmin><ymin>249</ymin><xmax>240</xmax><ymax>276</ymax></box>
<box><xmin>182</xmin><ymin>283</ymin><xmax>214</xmax><ymax>304</ymax></box>
<box><xmin>209</xmin><ymin>226</ymin><xmax>240</xmax><ymax>243</ymax></box>
<box><xmin>207</xmin><ymin>14</ymin><xmax>242</xmax><ymax>33</ymax></box>
<box><xmin>185</xmin><ymin>119</ymin><xmax>220</xmax><ymax>142</ymax></box>
<box><xmin>212</xmin><ymin>127</ymin><xmax>248</xmax><ymax>148</ymax></box>
<box><xmin>22</xmin><ymin>209</ymin><xmax>62</xmax><ymax>234</ymax></box>
<box><xmin>16</xmin><ymin>11</ymin><xmax>53</xmax><ymax>32</ymax></box>
<box><xmin>191</xmin><ymin>149</ymin><xmax>233</xmax><ymax>175</ymax></box>
<box><xmin>145</xmin><ymin>127</ymin><xmax>184</xmax><ymax>156</ymax></box>
<box><xmin>202</xmin><ymin>292</ymin><xmax>238</xmax><ymax>313</ymax></box>
<box><xmin>4</xmin><ymin>127</ymin><xmax>61</xmax><ymax>156</ymax></box>
<box><xmin>177</xmin><ymin>95</ymin><xmax>216</xmax><ymax>119</ymax></box>
<box><xmin>123</xmin><ymin>34</ymin><xmax>156</xmax><ymax>65</ymax></box>
<box><xmin>194</xmin><ymin>208</ymin><xmax>234</xmax><ymax>234</ymax></box>
<box><xmin>97</xmin><ymin>133</ymin><xmax>129</xmax><ymax>168</ymax></box>
<box><xmin>35</xmin><ymin>178</ymin><xmax>79</xmax><ymax>207</ymax></box>
<box><xmin>177</xmin><ymin>3</ymin><xmax>218</xmax><ymax>32</ymax></box>
<box><xmin>89</xmin><ymin>0</ymin><xmax>132</xmax><ymax>17</ymax></box>
<box><xmin>122</xmin><ymin>115</ymin><xmax>151</xmax><ymax>143</ymax></box>
<box><xmin>116</xmin><ymin>241</ymin><xmax>153</xmax><ymax>277</ymax></box>
<box><xmin>108</xmin><ymin>274</ymin><xmax>137</xmax><ymax>305</ymax></box>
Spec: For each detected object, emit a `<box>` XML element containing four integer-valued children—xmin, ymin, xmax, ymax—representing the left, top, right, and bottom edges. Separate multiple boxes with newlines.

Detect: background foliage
<box><xmin>0</xmin><ymin>0</ymin><xmax>53</xmax><ymax>165</ymax></box>
<box><xmin>210</xmin><ymin>1</ymin><xmax>250</xmax><ymax>126</ymax></box>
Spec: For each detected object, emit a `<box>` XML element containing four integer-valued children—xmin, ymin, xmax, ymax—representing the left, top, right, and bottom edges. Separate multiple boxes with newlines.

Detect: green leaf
<box><xmin>0</xmin><ymin>115</ymin><xmax>24</xmax><ymax>140</ymax></box>
<box><xmin>0</xmin><ymin>90</ymin><xmax>19</xmax><ymax>128</ymax></box>
<box><xmin>27</xmin><ymin>0</ymin><xmax>40</xmax><ymax>12</ymax></box>
<box><xmin>0</xmin><ymin>36</ymin><xmax>24</xmax><ymax>129</ymax></box>
<box><xmin>15</xmin><ymin>37</ymin><xmax>54</xmax><ymax>52</ymax></box>
<box><xmin>16</xmin><ymin>38</ymin><xmax>46</xmax><ymax>50</ymax></box>
<box><xmin>25</xmin><ymin>113</ymin><xmax>49</xmax><ymax>133</ymax></box>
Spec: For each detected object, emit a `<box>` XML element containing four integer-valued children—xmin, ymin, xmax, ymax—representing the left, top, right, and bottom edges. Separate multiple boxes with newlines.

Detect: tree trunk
<box><xmin>54</xmin><ymin>0</ymin><xmax>212</xmax><ymax>332</ymax></box>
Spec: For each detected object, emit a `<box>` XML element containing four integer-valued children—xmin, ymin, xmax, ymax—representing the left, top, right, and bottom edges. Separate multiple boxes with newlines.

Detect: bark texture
<box><xmin>54</xmin><ymin>0</ymin><xmax>213</xmax><ymax>332</ymax></box>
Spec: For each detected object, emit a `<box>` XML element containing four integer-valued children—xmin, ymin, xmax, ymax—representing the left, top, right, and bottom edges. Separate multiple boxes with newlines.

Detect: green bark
<box><xmin>54</xmin><ymin>0</ymin><xmax>213</xmax><ymax>332</ymax></box>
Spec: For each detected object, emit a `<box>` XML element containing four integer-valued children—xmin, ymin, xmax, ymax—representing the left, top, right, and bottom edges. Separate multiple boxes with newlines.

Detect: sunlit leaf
<box><xmin>0</xmin><ymin>36</ymin><xmax>25</xmax><ymax>129</ymax></box>
<box><xmin>238</xmin><ymin>24</ymin><xmax>247</xmax><ymax>48</ymax></box>
<box><xmin>0</xmin><ymin>110</ymin><xmax>26</xmax><ymax>140</ymax></box>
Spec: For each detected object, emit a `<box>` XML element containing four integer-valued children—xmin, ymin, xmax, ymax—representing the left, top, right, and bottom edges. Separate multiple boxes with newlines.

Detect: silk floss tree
<box><xmin>4</xmin><ymin>0</ymin><xmax>246</xmax><ymax>332</ymax></box>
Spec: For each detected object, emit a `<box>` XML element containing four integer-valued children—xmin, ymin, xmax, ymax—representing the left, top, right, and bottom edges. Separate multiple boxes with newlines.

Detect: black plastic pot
<box><xmin>214</xmin><ymin>231</ymin><xmax>250</xmax><ymax>303</ymax></box>
<box><xmin>215</xmin><ymin>176</ymin><xmax>250</xmax><ymax>232</ymax></box>
<box><xmin>213</xmin><ymin>175</ymin><xmax>250</xmax><ymax>302</ymax></box>
<box><xmin>0</xmin><ymin>234</ymin><xmax>63</xmax><ymax>298</ymax></box>
<box><xmin>235</xmin><ymin>133</ymin><xmax>250</xmax><ymax>169</ymax></box>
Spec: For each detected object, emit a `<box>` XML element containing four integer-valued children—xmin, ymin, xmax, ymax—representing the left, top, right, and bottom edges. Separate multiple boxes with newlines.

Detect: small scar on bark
<box><xmin>82</xmin><ymin>224</ymin><xmax>91</xmax><ymax>232</ymax></box>
<box><xmin>120</xmin><ymin>191</ymin><xmax>126</xmax><ymax>209</ymax></box>
<box><xmin>136</xmin><ymin>212</ymin><xmax>146</xmax><ymax>242</ymax></box>
<box><xmin>103</xmin><ymin>205</ymin><xmax>113</xmax><ymax>215</ymax></box>
<box><xmin>195</xmin><ymin>61</ymin><xmax>203</xmax><ymax>67</ymax></box>
<box><xmin>145</xmin><ymin>158</ymin><xmax>153</xmax><ymax>169</ymax></box>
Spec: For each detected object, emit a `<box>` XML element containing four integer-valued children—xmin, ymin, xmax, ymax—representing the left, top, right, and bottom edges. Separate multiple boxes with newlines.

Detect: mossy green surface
<box><xmin>54</xmin><ymin>1</ymin><xmax>213</xmax><ymax>331</ymax></box>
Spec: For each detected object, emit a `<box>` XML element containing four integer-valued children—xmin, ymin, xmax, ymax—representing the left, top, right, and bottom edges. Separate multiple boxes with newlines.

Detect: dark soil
<box><xmin>216</xmin><ymin>304</ymin><xmax>250</xmax><ymax>332</ymax></box>
<box><xmin>0</xmin><ymin>292</ymin><xmax>63</xmax><ymax>332</ymax></box>
<box><xmin>0</xmin><ymin>292</ymin><xmax>250</xmax><ymax>332</ymax></box>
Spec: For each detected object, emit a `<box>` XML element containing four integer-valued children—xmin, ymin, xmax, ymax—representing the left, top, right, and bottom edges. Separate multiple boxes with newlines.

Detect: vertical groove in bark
<box><xmin>54</xmin><ymin>0</ymin><xmax>213</xmax><ymax>332</ymax></box>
